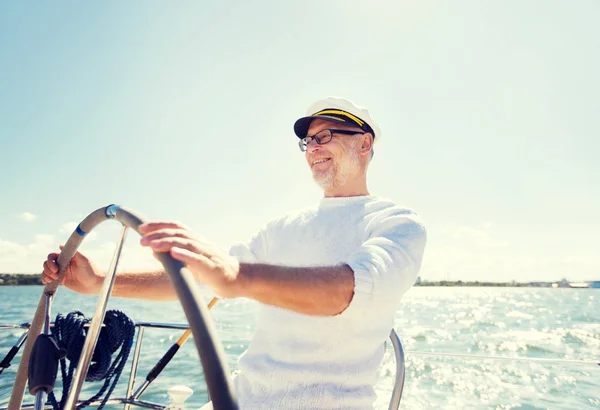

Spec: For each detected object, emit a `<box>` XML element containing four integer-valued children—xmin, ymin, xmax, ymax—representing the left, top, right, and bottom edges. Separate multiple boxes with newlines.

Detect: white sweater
<box><xmin>228</xmin><ymin>195</ymin><xmax>426</xmax><ymax>410</ymax></box>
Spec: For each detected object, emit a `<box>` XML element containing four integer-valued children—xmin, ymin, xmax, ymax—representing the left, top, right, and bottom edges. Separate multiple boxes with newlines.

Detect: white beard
<box><xmin>312</xmin><ymin>148</ymin><xmax>361</xmax><ymax>191</ymax></box>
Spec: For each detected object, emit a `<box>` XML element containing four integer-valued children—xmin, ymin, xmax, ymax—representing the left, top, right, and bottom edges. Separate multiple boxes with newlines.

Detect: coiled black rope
<box><xmin>48</xmin><ymin>310</ymin><xmax>135</xmax><ymax>410</ymax></box>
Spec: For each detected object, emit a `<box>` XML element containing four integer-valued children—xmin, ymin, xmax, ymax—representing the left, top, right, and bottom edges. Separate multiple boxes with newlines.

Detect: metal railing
<box><xmin>388</xmin><ymin>329</ymin><xmax>405</xmax><ymax>410</ymax></box>
<box><xmin>1</xmin><ymin>322</ymin><xmax>192</xmax><ymax>410</ymax></box>
<box><xmin>4</xmin><ymin>321</ymin><xmax>596</xmax><ymax>410</ymax></box>
<box><xmin>1</xmin><ymin>322</ymin><xmax>408</xmax><ymax>410</ymax></box>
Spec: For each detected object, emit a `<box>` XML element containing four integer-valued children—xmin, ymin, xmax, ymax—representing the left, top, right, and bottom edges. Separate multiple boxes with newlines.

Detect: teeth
<box><xmin>313</xmin><ymin>159</ymin><xmax>329</xmax><ymax>165</ymax></box>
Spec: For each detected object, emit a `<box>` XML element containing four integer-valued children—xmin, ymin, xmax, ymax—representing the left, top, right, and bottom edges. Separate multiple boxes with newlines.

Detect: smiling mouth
<box><xmin>312</xmin><ymin>158</ymin><xmax>331</xmax><ymax>167</ymax></box>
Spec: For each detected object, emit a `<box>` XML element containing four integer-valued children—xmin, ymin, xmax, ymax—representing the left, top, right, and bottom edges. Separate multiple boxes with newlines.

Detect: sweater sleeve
<box><xmin>342</xmin><ymin>208</ymin><xmax>427</xmax><ymax>318</ymax></box>
<box><xmin>196</xmin><ymin>226</ymin><xmax>271</xmax><ymax>300</ymax></box>
<box><xmin>228</xmin><ymin>224</ymin><xmax>271</xmax><ymax>263</ymax></box>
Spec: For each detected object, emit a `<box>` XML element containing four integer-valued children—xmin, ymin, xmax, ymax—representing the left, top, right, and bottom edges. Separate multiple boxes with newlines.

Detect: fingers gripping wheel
<box><xmin>8</xmin><ymin>205</ymin><xmax>238</xmax><ymax>410</ymax></box>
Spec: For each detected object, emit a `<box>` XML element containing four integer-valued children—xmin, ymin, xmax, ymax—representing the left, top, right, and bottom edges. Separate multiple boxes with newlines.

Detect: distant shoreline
<box><xmin>415</xmin><ymin>280</ymin><xmax>568</xmax><ymax>288</ymax></box>
<box><xmin>0</xmin><ymin>273</ymin><xmax>43</xmax><ymax>286</ymax></box>
<box><xmin>1</xmin><ymin>273</ymin><xmax>597</xmax><ymax>288</ymax></box>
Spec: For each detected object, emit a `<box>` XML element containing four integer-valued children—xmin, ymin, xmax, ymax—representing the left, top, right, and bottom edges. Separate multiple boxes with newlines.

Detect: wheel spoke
<box><xmin>63</xmin><ymin>225</ymin><xmax>129</xmax><ymax>410</ymax></box>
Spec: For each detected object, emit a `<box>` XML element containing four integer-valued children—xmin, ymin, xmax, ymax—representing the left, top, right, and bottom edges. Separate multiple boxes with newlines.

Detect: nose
<box><xmin>306</xmin><ymin>138</ymin><xmax>321</xmax><ymax>153</ymax></box>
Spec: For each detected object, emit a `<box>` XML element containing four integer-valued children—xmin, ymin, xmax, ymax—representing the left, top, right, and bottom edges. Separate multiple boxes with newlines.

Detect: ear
<box><xmin>359</xmin><ymin>133</ymin><xmax>374</xmax><ymax>156</ymax></box>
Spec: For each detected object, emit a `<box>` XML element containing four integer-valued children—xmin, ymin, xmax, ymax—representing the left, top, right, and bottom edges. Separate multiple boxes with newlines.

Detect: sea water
<box><xmin>1</xmin><ymin>286</ymin><xmax>598</xmax><ymax>409</ymax></box>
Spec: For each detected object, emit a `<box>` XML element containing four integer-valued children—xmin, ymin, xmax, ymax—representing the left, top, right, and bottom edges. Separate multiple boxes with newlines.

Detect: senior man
<box><xmin>43</xmin><ymin>97</ymin><xmax>427</xmax><ymax>409</ymax></box>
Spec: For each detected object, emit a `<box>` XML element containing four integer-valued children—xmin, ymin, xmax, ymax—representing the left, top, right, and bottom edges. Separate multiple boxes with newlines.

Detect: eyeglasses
<box><xmin>298</xmin><ymin>129</ymin><xmax>364</xmax><ymax>152</ymax></box>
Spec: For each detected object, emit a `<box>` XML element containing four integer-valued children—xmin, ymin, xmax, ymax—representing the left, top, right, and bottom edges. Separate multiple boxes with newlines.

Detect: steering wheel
<box><xmin>7</xmin><ymin>204</ymin><xmax>238</xmax><ymax>410</ymax></box>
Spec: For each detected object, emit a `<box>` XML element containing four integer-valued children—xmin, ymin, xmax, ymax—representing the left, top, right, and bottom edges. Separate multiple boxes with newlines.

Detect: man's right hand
<box><xmin>42</xmin><ymin>246</ymin><xmax>104</xmax><ymax>295</ymax></box>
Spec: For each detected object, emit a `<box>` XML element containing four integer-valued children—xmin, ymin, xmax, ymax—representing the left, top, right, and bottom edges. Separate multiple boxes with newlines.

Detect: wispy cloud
<box><xmin>17</xmin><ymin>212</ymin><xmax>37</xmax><ymax>222</ymax></box>
<box><xmin>83</xmin><ymin>240</ymin><xmax>160</xmax><ymax>272</ymax></box>
<box><xmin>27</xmin><ymin>234</ymin><xmax>56</xmax><ymax>255</ymax></box>
<box><xmin>0</xmin><ymin>235</ymin><xmax>56</xmax><ymax>273</ymax></box>
<box><xmin>0</xmin><ymin>238</ymin><xmax>32</xmax><ymax>273</ymax></box>
<box><xmin>0</xmin><ymin>239</ymin><xmax>28</xmax><ymax>259</ymax></box>
<box><xmin>0</xmin><ymin>234</ymin><xmax>158</xmax><ymax>273</ymax></box>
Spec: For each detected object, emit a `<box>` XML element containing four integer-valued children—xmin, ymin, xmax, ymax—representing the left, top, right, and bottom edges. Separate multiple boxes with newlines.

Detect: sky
<box><xmin>0</xmin><ymin>1</ymin><xmax>598</xmax><ymax>282</ymax></box>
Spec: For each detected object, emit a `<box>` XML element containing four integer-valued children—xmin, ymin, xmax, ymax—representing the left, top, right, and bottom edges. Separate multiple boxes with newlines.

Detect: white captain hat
<box><xmin>293</xmin><ymin>97</ymin><xmax>381</xmax><ymax>143</ymax></box>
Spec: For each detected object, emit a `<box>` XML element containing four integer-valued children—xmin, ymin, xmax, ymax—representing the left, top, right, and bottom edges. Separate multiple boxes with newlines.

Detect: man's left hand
<box><xmin>139</xmin><ymin>221</ymin><xmax>242</xmax><ymax>298</ymax></box>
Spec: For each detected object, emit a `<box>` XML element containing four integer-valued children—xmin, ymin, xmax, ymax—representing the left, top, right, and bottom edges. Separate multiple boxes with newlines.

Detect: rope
<box><xmin>48</xmin><ymin>310</ymin><xmax>135</xmax><ymax>410</ymax></box>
